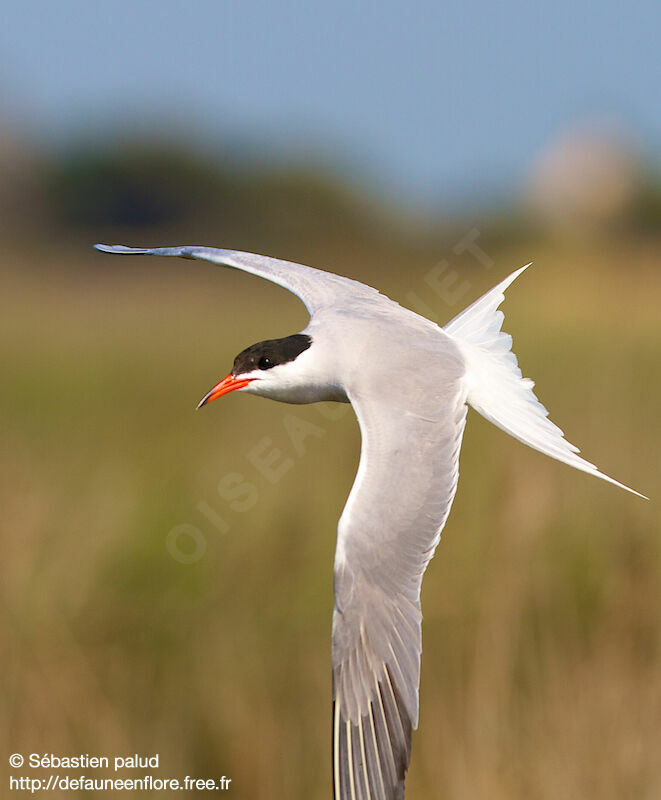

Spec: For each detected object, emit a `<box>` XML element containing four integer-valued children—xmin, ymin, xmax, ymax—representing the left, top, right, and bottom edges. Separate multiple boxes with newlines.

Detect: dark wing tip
<box><xmin>93</xmin><ymin>244</ymin><xmax>200</xmax><ymax>260</ymax></box>
<box><xmin>93</xmin><ymin>244</ymin><xmax>150</xmax><ymax>255</ymax></box>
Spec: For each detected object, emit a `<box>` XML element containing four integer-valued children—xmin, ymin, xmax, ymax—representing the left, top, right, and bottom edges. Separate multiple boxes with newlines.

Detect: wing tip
<box><xmin>94</xmin><ymin>243</ymin><xmax>149</xmax><ymax>255</ymax></box>
<box><xmin>94</xmin><ymin>244</ymin><xmax>201</xmax><ymax>260</ymax></box>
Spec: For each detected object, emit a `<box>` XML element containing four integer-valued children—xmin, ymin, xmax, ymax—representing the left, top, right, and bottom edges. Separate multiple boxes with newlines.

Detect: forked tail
<box><xmin>444</xmin><ymin>265</ymin><xmax>646</xmax><ymax>499</ymax></box>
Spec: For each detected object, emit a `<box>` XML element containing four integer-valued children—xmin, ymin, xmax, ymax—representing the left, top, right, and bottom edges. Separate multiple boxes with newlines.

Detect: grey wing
<box><xmin>94</xmin><ymin>244</ymin><xmax>384</xmax><ymax>317</ymax></box>
<box><xmin>333</xmin><ymin>350</ymin><xmax>467</xmax><ymax>800</ymax></box>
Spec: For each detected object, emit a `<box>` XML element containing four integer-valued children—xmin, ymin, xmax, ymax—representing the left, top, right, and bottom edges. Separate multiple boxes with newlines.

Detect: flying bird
<box><xmin>95</xmin><ymin>244</ymin><xmax>645</xmax><ymax>800</ymax></box>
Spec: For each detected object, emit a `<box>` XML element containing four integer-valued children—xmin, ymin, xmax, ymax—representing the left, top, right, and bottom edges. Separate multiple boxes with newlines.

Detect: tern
<box><xmin>95</xmin><ymin>243</ymin><xmax>644</xmax><ymax>800</ymax></box>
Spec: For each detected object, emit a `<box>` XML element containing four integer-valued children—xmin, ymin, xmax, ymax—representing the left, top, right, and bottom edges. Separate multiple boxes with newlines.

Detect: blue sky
<box><xmin>1</xmin><ymin>0</ymin><xmax>659</xmax><ymax>206</ymax></box>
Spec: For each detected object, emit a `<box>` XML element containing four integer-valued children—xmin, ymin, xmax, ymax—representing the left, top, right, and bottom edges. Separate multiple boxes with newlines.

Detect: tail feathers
<box><xmin>444</xmin><ymin>265</ymin><xmax>646</xmax><ymax>499</ymax></box>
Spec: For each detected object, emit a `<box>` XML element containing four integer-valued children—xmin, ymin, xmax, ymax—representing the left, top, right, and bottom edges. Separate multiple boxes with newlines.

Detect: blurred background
<box><xmin>1</xmin><ymin>2</ymin><xmax>660</xmax><ymax>798</ymax></box>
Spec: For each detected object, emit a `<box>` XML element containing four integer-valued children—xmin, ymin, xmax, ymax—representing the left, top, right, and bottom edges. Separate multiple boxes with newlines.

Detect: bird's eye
<box><xmin>258</xmin><ymin>356</ymin><xmax>272</xmax><ymax>370</ymax></box>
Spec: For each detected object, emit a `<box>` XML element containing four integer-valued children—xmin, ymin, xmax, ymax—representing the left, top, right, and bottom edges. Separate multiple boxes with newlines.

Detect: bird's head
<box><xmin>197</xmin><ymin>333</ymin><xmax>318</xmax><ymax>407</ymax></box>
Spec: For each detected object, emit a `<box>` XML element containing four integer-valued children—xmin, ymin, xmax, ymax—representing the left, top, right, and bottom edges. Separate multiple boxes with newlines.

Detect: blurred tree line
<box><xmin>0</xmin><ymin>134</ymin><xmax>389</xmax><ymax>252</ymax></box>
<box><xmin>0</xmin><ymin>129</ymin><xmax>659</xmax><ymax>251</ymax></box>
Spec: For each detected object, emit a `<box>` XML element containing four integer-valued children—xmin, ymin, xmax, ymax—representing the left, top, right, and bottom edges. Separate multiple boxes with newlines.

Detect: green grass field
<box><xmin>2</xmin><ymin>236</ymin><xmax>659</xmax><ymax>798</ymax></box>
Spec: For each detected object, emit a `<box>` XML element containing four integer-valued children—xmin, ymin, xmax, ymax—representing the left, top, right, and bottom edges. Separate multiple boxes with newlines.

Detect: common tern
<box><xmin>95</xmin><ymin>243</ymin><xmax>645</xmax><ymax>800</ymax></box>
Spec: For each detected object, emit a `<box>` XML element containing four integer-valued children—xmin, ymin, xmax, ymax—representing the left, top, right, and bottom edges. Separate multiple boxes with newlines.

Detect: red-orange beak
<box><xmin>196</xmin><ymin>374</ymin><xmax>254</xmax><ymax>409</ymax></box>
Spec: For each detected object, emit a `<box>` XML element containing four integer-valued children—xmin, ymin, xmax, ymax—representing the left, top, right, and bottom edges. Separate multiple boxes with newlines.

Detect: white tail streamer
<box><xmin>444</xmin><ymin>265</ymin><xmax>646</xmax><ymax>499</ymax></box>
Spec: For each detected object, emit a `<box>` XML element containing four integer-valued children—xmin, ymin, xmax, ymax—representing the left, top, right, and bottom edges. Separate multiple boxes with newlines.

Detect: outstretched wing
<box><xmin>94</xmin><ymin>244</ymin><xmax>385</xmax><ymax>317</ymax></box>
<box><xmin>333</xmin><ymin>343</ymin><xmax>466</xmax><ymax>800</ymax></box>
